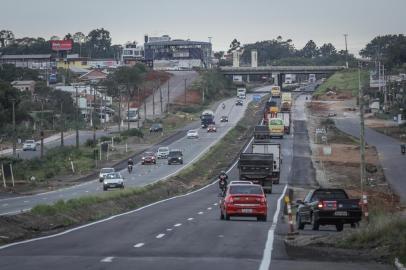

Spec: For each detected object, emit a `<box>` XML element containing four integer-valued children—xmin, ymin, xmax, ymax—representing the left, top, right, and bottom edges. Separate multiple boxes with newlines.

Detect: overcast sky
<box><xmin>1</xmin><ymin>0</ymin><xmax>405</xmax><ymax>54</ymax></box>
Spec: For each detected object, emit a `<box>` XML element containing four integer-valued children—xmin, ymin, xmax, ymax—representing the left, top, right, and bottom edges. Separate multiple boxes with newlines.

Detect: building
<box><xmin>11</xmin><ymin>80</ymin><xmax>36</xmax><ymax>92</ymax></box>
<box><xmin>0</xmin><ymin>54</ymin><xmax>53</xmax><ymax>69</ymax></box>
<box><xmin>78</xmin><ymin>69</ymin><xmax>108</xmax><ymax>82</ymax></box>
<box><xmin>56</xmin><ymin>54</ymin><xmax>120</xmax><ymax>70</ymax></box>
<box><xmin>144</xmin><ymin>35</ymin><xmax>212</xmax><ymax>69</ymax></box>
<box><xmin>121</xmin><ymin>42</ymin><xmax>144</xmax><ymax>65</ymax></box>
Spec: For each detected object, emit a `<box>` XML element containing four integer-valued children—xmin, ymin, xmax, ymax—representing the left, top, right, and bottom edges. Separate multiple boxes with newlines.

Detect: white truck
<box><xmin>277</xmin><ymin>112</ymin><xmax>291</xmax><ymax>134</ymax></box>
<box><xmin>237</xmin><ymin>87</ymin><xmax>246</xmax><ymax>99</ymax></box>
<box><xmin>252</xmin><ymin>142</ymin><xmax>281</xmax><ymax>184</ymax></box>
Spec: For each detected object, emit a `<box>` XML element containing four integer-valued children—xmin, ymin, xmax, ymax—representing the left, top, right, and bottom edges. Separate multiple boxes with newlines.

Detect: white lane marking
<box><xmin>23</xmin><ymin>201</ymin><xmax>29</xmax><ymax>203</ymax></box>
<box><xmin>198</xmin><ymin>211</ymin><xmax>204</xmax><ymax>215</ymax></box>
<box><xmin>85</xmin><ymin>191</ymin><xmax>89</xmax><ymax>193</ymax></box>
<box><xmin>156</xmin><ymin>233</ymin><xmax>165</xmax><ymax>239</ymax></box>
<box><xmin>187</xmin><ymin>218</ymin><xmax>194</xmax><ymax>221</ymax></box>
<box><xmin>207</xmin><ymin>207</ymin><xmax>212</xmax><ymax>210</ymax></box>
<box><xmin>166</xmin><ymin>228</ymin><xmax>172</xmax><ymax>231</ymax></box>
<box><xmin>134</xmin><ymin>243</ymin><xmax>144</xmax><ymax>248</ymax></box>
<box><xmin>2</xmin><ymin>204</ymin><xmax>8</xmax><ymax>207</ymax></box>
<box><xmin>213</xmin><ymin>203</ymin><xmax>218</xmax><ymax>206</ymax></box>
<box><xmin>101</xmin><ymin>256</ymin><xmax>114</xmax><ymax>263</ymax></box>
<box><xmin>42</xmin><ymin>198</ymin><xmax>47</xmax><ymax>200</ymax></box>
<box><xmin>258</xmin><ymin>184</ymin><xmax>288</xmax><ymax>270</ymax></box>
<box><xmin>174</xmin><ymin>223</ymin><xmax>182</xmax><ymax>227</ymax></box>
<box><xmin>0</xmin><ymin>138</ymin><xmax>254</xmax><ymax>250</ymax></box>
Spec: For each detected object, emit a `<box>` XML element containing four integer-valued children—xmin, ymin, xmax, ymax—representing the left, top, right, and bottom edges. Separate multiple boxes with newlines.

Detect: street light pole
<box><xmin>10</xmin><ymin>99</ymin><xmax>16</xmax><ymax>157</ymax></box>
<box><xmin>60</xmin><ymin>102</ymin><xmax>64</xmax><ymax>147</ymax></box>
<box><xmin>184</xmin><ymin>78</ymin><xmax>187</xmax><ymax>104</ymax></box>
<box><xmin>358</xmin><ymin>62</ymin><xmax>366</xmax><ymax>201</ymax></box>
<box><xmin>40</xmin><ymin>100</ymin><xmax>44</xmax><ymax>158</ymax></box>
<box><xmin>75</xmin><ymin>85</ymin><xmax>79</xmax><ymax>148</ymax></box>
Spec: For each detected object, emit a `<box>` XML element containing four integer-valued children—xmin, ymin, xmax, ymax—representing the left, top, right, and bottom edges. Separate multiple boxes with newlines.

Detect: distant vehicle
<box><xmin>233</xmin><ymin>75</ymin><xmax>243</xmax><ymax>83</ymax></box>
<box><xmin>142</xmin><ymin>151</ymin><xmax>157</xmax><ymax>165</ymax></box>
<box><xmin>277</xmin><ymin>112</ymin><xmax>291</xmax><ymax>134</ymax></box>
<box><xmin>309</xmin><ymin>74</ymin><xmax>316</xmax><ymax>83</ymax></box>
<box><xmin>187</xmin><ymin>129</ymin><xmax>199</xmax><ymax>139</ymax></box>
<box><xmin>268</xmin><ymin>118</ymin><xmax>284</xmax><ymax>138</ymax></box>
<box><xmin>229</xmin><ymin>181</ymin><xmax>253</xmax><ymax>185</ymax></box>
<box><xmin>235</xmin><ymin>99</ymin><xmax>243</xmax><ymax>106</ymax></box>
<box><xmin>328</xmin><ymin>112</ymin><xmax>337</xmax><ymax>117</ymax></box>
<box><xmin>220</xmin><ymin>184</ymin><xmax>267</xmax><ymax>221</ymax></box>
<box><xmin>22</xmin><ymin>140</ymin><xmax>37</xmax><ymax>151</ymax></box>
<box><xmin>253</xmin><ymin>125</ymin><xmax>271</xmax><ymax>143</ymax></box>
<box><xmin>280</xmin><ymin>92</ymin><xmax>292</xmax><ymax>112</ymax></box>
<box><xmin>168</xmin><ymin>149</ymin><xmax>183</xmax><ymax>165</ymax></box>
<box><xmin>296</xmin><ymin>188</ymin><xmax>362</xmax><ymax>231</ymax></box>
<box><xmin>220</xmin><ymin>116</ymin><xmax>229</xmax><ymax>122</ymax></box>
<box><xmin>238</xmin><ymin>153</ymin><xmax>273</xmax><ymax>193</ymax></box>
<box><xmin>125</xmin><ymin>108</ymin><xmax>139</xmax><ymax>122</ymax></box>
<box><xmin>150</xmin><ymin>123</ymin><xmax>163</xmax><ymax>133</ymax></box>
<box><xmin>156</xmin><ymin>147</ymin><xmax>170</xmax><ymax>159</ymax></box>
<box><xmin>271</xmin><ymin>86</ymin><xmax>281</xmax><ymax>97</ymax></box>
<box><xmin>207</xmin><ymin>124</ymin><xmax>217</xmax><ymax>132</ymax></box>
<box><xmin>99</xmin><ymin>167</ymin><xmax>115</xmax><ymax>182</ymax></box>
<box><xmin>200</xmin><ymin>110</ymin><xmax>215</xmax><ymax>128</ymax></box>
<box><xmin>237</xmin><ymin>87</ymin><xmax>246</xmax><ymax>99</ymax></box>
<box><xmin>252</xmin><ymin>143</ymin><xmax>281</xmax><ymax>184</ymax></box>
<box><xmin>102</xmin><ymin>172</ymin><xmax>124</xmax><ymax>191</ymax></box>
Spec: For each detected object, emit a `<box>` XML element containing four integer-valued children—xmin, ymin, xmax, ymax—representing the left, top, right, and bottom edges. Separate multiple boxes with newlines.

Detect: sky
<box><xmin>1</xmin><ymin>0</ymin><xmax>406</xmax><ymax>55</ymax></box>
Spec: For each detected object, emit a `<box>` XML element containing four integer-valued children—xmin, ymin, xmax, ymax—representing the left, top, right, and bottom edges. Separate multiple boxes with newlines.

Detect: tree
<box><xmin>0</xmin><ymin>80</ymin><xmax>29</xmax><ymax>132</ymax></box>
<box><xmin>214</xmin><ymin>51</ymin><xmax>224</xmax><ymax>59</ymax></box>
<box><xmin>319</xmin><ymin>43</ymin><xmax>337</xmax><ymax>57</ymax></box>
<box><xmin>228</xmin><ymin>38</ymin><xmax>241</xmax><ymax>54</ymax></box>
<box><xmin>64</xmin><ymin>33</ymin><xmax>72</xmax><ymax>40</ymax></box>
<box><xmin>0</xmin><ymin>30</ymin><xmax>14</xmax><ymax>47</ymax></box>
<box><xmin>50</xmin><ymin>35</ymin><xmax>61</xmax><ymax>41</ymax></box>
<box><xmin>87</xmin><ymin>28</ymin><xmax>112</xmax><ymax>58</ymax></box>
<box><xmin>301</xmin><ymin>40</ymin><xmax>319</xmax><ymax>58</ymax></box>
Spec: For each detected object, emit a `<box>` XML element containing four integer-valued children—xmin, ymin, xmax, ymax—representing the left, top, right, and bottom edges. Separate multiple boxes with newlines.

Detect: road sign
<box><xmin>253</xmin><ymin>94</ymin><xmax>261</xmax><ymax>102</ymax></box>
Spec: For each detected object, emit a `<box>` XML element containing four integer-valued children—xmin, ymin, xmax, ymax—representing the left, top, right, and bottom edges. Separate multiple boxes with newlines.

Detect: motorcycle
<box><xmin>128</xmin><ymin>164</ymin><xmax>133</xmax><ymax>173</ymax></box>
<box><xmin>219</xmin><ymin>176</ymin><xmax>227</xmax><ymax>197</ymax></box>
<box><xmin>401</xmin><ymin>144</ymin><xmax>406</xmax><ymax>155</ymax></box>
<box><xmin>222</xmin><ymin>103</ymin><xmax>226</xmax><ymax>110</ymax></box>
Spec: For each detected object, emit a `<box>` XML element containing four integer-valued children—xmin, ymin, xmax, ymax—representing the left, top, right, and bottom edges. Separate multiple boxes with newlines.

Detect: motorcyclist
<box><xmin>218</xmin><ymin>170</ymin><xmax>228</xmax><ymax>196</ymax></box>
<box><xmin>401</xmin><ymin>144</ymin><xmax>406</xmax><ymax>155</ymax></box>
<box><xmin>128</xmin><ymin>158</ymin><xmax>134</xmax><ymax>173</ymax></box>
<box><xmin>222</xmin><ymin>103</ymin><xmax>226</xmax><ymax>109</ymax></box>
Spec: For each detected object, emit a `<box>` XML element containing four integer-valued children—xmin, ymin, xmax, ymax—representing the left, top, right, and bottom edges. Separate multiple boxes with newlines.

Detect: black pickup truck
<box><xmin>296</xmin><ymin>188</ymin><xmax>362</xmax><ymax>231</ymax></box>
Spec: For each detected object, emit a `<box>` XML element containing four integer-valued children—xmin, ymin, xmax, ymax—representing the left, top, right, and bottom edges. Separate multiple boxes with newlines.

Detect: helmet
<box><xmin>220</xmin><ymin>170</ymin><xmax>226</xmax><ymax>174</ymax></box>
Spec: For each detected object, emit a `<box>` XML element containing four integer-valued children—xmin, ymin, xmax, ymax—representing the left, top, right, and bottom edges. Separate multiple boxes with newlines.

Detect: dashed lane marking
<box><xmin>187</xmin><ymin>218</ymin><xmax>194</xmax><ymax>221</ymax></box>
<box><xmin>134</xmin><ymin>243</ymin><xmax>144</xmax><ymax>248</ymax></box>
<box><xmin>156</xmin><ymin>233</ymin><xmax>165</xmax><ymax>239</ymax></box>
<box><xmin>101</xmin><ymin>257</ymin><xmax>114</xmax><ymax>263</ymax></box>
<box><xmin>174</xmin><ymin>223</ymin><xmax>182</xmax><ymax>227</ymax></box>
<box><xmin>23</xmin><ymin>201</ymin><xmax>29</xmax><ymax>203</ymax></box>
<box><xmin>207</xmin><ymin>207</ymin><xmax>212</xmax><ymax>210</ymax></box>
<box><xmin>2</xmin><ymin>204</ymin><xmax>8</xmax><ymax>207</ymax></box>
<box><xmin>166</xmin><ymin>228</ymin><xmax>172</xmax><ymax>231</ymax></box>
<box><xmin>213</xmin><ymin>203</ymin><xmax>218</xmax><ymax>206</ymax></box>
<box><xmin>198</xmin><ymin>211</ymin><xmax>204</xmax><ymax>215</ymax></box>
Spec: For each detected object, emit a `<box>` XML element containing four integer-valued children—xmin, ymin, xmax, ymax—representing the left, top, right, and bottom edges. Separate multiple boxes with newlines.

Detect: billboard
<box><xmin>51</xmin><ymin>40</ymin><xmax>73</xmax><ymax>51</ymax></box>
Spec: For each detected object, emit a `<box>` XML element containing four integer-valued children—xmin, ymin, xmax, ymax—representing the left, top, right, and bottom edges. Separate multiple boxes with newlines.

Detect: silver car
<box><xmin>187</xmin><ymin>129</ymin><xmax>199</xmax><ymax>139</ymax></box>
<box><xmin>22</xmin><ymin>140</ymin><xmax>37</xmax><ymax>151</ymax></box>
<box><xmin>99</xmin><ymin>167</ymin><xmax>115</xmax><ymax>182</ymax></box>
<box><xmin>157</xmin><ymin>146</ymin><xmax>170</xmax><ymax>159</ymax></box>
<box><xmin>103</xmin><ymin>172</ymin><xmax>124</xmax><ymax>191</ymax></box>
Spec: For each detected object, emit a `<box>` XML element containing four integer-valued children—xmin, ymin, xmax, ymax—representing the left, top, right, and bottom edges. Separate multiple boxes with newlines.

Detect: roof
<box><xmin>145</xmin><ymin>40</ymin><xmax>211</xmax><ymax>47</ymax></box>
<box><xmin>0</xmin><ymin>54</ymin><xmax>52</xmax><ymax>60</ymax></box>
<box><xmin>11</xmin><ymin>80</ymin><xmax>36</xmax><ymax>85</ymax></box>
<box><xmin>79</xmin><ymin>69</ymin><xmax>108</xmax><ymax>81</ymax></box>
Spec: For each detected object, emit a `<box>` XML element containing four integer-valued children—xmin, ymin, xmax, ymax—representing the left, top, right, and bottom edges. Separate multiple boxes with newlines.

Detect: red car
<box><xmin>220</xmin><ymin>184</ymin><xmax>267</xmax><ymax>221</ymax></box>
<box><xmin>207</xmin><ymin>124</ymin><xmax>217</xmax><ymax>132</ymax></box>
<box><xmin>141</xmin><ymin>151</ymin><xmax>156</xmax><ymax>165</ymax></box>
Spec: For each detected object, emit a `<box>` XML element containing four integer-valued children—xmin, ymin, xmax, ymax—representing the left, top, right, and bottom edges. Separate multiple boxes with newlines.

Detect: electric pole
<box><xmin>159</xmin><ymin>86</ymin><xmax>163</xmax><ymax>115</ymax></box>
<box><xmin>93</xmin><ymin>85</ymin><xmax>97</xmax><ymax>144</ymax></box>
<box><xmin>152</xmin><ymin>85</ymin><xmax>155</xmax><ymax>118</ymax></box>
<box><xmin>60</xmin><ymin>103</ymin><xmax>64</xmax><ymax>147</ymax></box>
<box><xmin>358</xmin><ymin>62</ymin><xmax>366</xmax><ymax>200</ymax></box>
<box><xmin>184</xmin><ymin>78</ymin><xmax>187</xmax><ymax>104</ymax></box>
<box><xmin>40</xmin><ymin>100</ymin><xmax>44</xmax><ymax>158</ymax></box>
<box><xmin>167</xmin><ymin>80</ymin><xmax>170</xmax><ymax>113</ymax></box>
<box><xmin>10</xmin><ymin>99</ymin><xmax>16</xmax><ymax>157</ymax></box>
<box><xmin>137</xmin><ymin>87</ymin><xmax>140</xmax><ymax>129</ymax></box>
<box><xmin>343</xmin><ymin>34</ymin><xmax>349</xmax><ymax>68</ymax></box>
<box><xmin>75</xmin><ymin>85</ymin><xmax>79</xmax><ymax>148</ymax></box>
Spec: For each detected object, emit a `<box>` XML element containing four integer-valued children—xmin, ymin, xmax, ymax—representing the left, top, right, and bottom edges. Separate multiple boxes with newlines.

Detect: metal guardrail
<box><xmin>220</xmin><ymin>66</ymin><xmax>346</xmax><ymax>72</ymax></box>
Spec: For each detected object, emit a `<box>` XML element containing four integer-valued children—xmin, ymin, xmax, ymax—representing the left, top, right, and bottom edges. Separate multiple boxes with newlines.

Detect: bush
<box><xmin>99</xmin><ymin>136</ymin><xmax>111</xmax><ymax>142</ymax></box>
<box><xmin>179</xmin><ymin>105</ymin><xmax>202</xmax><ymax>114</ymax></box>
<box><xmin>85</xmin><ymin>139</ymin><xmax>96</xmax><ymax>148</ymax></box>
<box><xmin>121</xmin><ymin>128</ymin><xmax>143</xmax><ymax>138</ymax></box>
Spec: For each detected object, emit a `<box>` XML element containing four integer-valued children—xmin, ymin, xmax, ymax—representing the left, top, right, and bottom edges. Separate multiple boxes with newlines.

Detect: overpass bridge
<box><xmin>219</xmin><ymin>65</ymin><xmax>346</xmax><ymax>75</ymax></box>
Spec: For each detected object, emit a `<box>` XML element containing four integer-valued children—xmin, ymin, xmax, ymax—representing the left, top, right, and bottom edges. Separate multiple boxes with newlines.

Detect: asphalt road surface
<box><xmin>0</xmin><ymin>93</ymin><xmax>254</xmax><ymax>215</ymax></box>
<box><xmin>0</xmin><ymin>90</ymin><xmax>390</xmax><ymax>270</ymax></box>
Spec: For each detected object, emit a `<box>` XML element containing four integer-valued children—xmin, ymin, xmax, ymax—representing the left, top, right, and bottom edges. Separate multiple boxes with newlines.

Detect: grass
<box><xmin>314</xmin><ymin>69</ymin><xmax>369</xmax><ymax>97</ymax></box>
<box><xmin>337</xmin><ymin>211</ymin><xmax>406</xmax><ymax>264</ymax></box>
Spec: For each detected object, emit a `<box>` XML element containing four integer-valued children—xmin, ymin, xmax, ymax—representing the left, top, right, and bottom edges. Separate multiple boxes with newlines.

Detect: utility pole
<box><xmin>383</xmin><ymin>65</ymin><xmax>388</xmax><ymax>111</ymax></box>
<box><xmin>60</xmin><ymin>103</ymin><xmax>64</xmax><ymax>147</ymax></box>
<box><xmin>167</xmin><ymin>80</ymin><xmax>170</xmax><ymax>113</ymax></box>
<box><xmin>184</xmin><ymin>78</ymin><xmax>187</xmax><ymax>104</ymax></box>
<box><xmin>343</xmin><ymin>34</ymin><xmax>349</xmax><ymax>68</ymax></box>
<box><xmin>118</xmin><ymin>88</ymin><xmax>122</xmax><ymax>133</ymax></box>
<box><xmin>75</xmin><ymin>85</ymin><xmax>79</xmax><ymax>148</ymax></box>
<box><xmin>10</xmin><ymin>99</ymin><xmax>16</xmax><ymax>157</ymax></box>
<box><xmin>143</xmin><ymin>87</ymin><xmax>147</xmax><ymax>121</ymax></box>
<box><xmin>152</xmin><ymin>85</ymin><xmax>155</xmax><ymax>118</ymax></box>
<box><xmin>159</xmin><ymin>86</ymin><xmax>163</xmax><ymax>115</ymax></box>
<box><xmin>127</xmin><ymin>84</ymin><xmax>130</xmax><ymax>131</ymax></box>
<box><xmin>93</xmin><ymin>85</ymin><xmax>97</xmax><ymax>144</ymax></box>
<box><xmin>358</xmin><ymin>62</ymin><xmax>366</xmax><ymax>200</ymax></box>
<box><xmin>40</xmin><ymin>100</ymin><xmax>44</xmax><ymax>158</ymax></box>
<box><xmin>137</xmin><ymin>87</ymin><xmax>140</xmax><ymax>129</ymax></box>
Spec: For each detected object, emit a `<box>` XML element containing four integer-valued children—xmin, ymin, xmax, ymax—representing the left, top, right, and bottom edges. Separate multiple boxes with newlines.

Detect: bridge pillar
<box><xmin>251</xmin><ymin>50</ymin><xmax>258</xmax><ymax>68</ymax></box>
<box><xmin>278</xmin><ymin>73</ymin><xmax>283</xmax><ymax>90</ymax></box>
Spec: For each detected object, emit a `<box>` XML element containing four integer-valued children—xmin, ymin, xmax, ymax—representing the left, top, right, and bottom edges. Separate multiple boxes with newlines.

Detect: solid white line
<box><xmin>213</xmin><ymin>203</ymin><xmax>218</xmax><ymax>206</ymax></box>
<box><xmin>187</xmin><ymin>218</ymin><xmax>194</xmax><ymax>221</ymax></box>
<box><xmin>258</xmin><ymin>184</ymin><xmax>288</xmax><ymax>270</ymax></box>
<box><xmin>101</xmin><ymin>256</ymin><xmax>114</xmax><ymax>263</ymax></box>
<box><xmin>133</xmin><ymin>243</ymin><xmax>144</xmax><ymax>248</ymax></box>
<box><xmin>207</xmin><ymin>207</ymin><xmax>212</xmax><ymax>210</ymax></box>
<box><xmin>0</xmin><ymin>128</ymin><xmax>255</xmax><ymax>250</ymax></box>
<box><xmin>174</xmin><ymin>223</ymin><xmax>182</xmax><ymax>227</ymax></box>
<box><xmin>166</xmin><ymin>228</ymin><xmax>172</xmax><ymax>231</ymax></box>
<box><xmin>156</xmin><ymin>233</ymin><xmax>165</xmax><ymax>239</ymax></box>
<box><xmin>23</xmin><ymin>201</ymin><xmax>29</xmax><ymax>203</ymax></box>
<box><xmin>198</xmin><ymin>211</ymin><xmax>204</xmax><ymax>215</ymax></box>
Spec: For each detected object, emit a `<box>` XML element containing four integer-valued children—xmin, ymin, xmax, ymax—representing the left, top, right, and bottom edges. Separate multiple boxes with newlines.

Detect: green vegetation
<box><xmin>120</xmin><ymin>128</ymin><xmax>144</xmax><ymax>138</ymax></box>
<box><xmin>314</xmin><ymin>69</ymin><xmax>369</xmax><ymax>97</ymax></box>
<box><xmin>192</xmin><ymin>69</ymin><xmax>234</xmax><ymax>105</ymax></box>
<box><xmin>337</xmin><ymin>212</ymin><xmax>406</xmax><ymax>264</ymax></box>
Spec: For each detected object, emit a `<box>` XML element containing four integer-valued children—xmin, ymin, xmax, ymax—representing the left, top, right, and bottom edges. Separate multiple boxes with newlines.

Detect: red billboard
<box><xmin>51</xmin><ymin>40</ymin><xmax>73</xmax><ymax>51</ymax></box>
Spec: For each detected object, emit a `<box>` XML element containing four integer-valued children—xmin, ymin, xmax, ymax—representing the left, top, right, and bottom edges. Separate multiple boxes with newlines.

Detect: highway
<box><xmin>0</xmin><ymin>90</ymin><xmax>390</xmax><ymax>270</ymax></box>
<box><xmin>0</xmin><ymin>92</ymin><xmax>254</xmax><ymax>215</ymax></box>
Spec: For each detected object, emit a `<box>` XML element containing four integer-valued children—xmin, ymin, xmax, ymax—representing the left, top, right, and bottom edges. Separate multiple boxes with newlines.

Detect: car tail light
<box><xmin>226</xmin><ymin>196</ymin><xmax>234</xmax><ymax>204</ymax></box>
<box><xmin>259</xmin><ymin>197</ymin><xmax>267</xmax><ymax>204</ymax></box>
<box><xmin>317</xmin><ymin>201</ymin><xmax>323</xmax><ymax>208</ymax></box>
<box><xmin>318</xmin><ymin>200</ymin><xmax>337</xmax><ymax>209</ymax></box>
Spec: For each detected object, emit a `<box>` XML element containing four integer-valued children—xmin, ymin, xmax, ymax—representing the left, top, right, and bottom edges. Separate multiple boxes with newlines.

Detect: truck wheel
<box><xmin>297</xmin><ymin>215</ymin><xmax>305</xmax><ymax>230</ymax></box>
<box><xmin>311</xmin><ymin>214</ymin><xmax>319</xmax><ymax>231</ymax></box>
<box><xmin>336</xmin><ymin>223</ymin><xmax>344</xmax><ymax>232</ymax></box>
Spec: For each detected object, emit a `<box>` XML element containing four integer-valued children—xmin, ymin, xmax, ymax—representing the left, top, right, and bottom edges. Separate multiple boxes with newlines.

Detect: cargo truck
<box><xmin>238</xmin><ymin>153</ymin><xmax>273</xmax><ymax>193</ymax></box>
<box><xmin>252</xmin><ymin>143</ymin><xmax>281</xmax><ymax>184</ymax></box>
<box><xmin>281</xmin><ymin>92</ymin><xmax>292</xmax><ymax>112</ymax></box>
<box><xmin>200</xmin><ymin>110</ymin><xmax>215</xmax><ymax>128</ymax></box>
<box><xmin>253</xmin><ymin>125</ymin><xmax>271</xmax><ymax>143</ymax></box>
<box><xmin>277</xmin><ymin>112</ymin><xmax>291</xmax><ymax>134</ymax></box>
<box><xmin>268</xmin><ymin>117</ymin><xmax>284</xmax><ymax>138</ymax></box>
<box><xmin>237</xmin><ymin>87</ymin><xmax>246</xmax><ymax>99</ymax></box>
<box><xmin>271</xmin><ymin>86</ymin><xmax>281</xmax><ymax>97</ymax></box>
